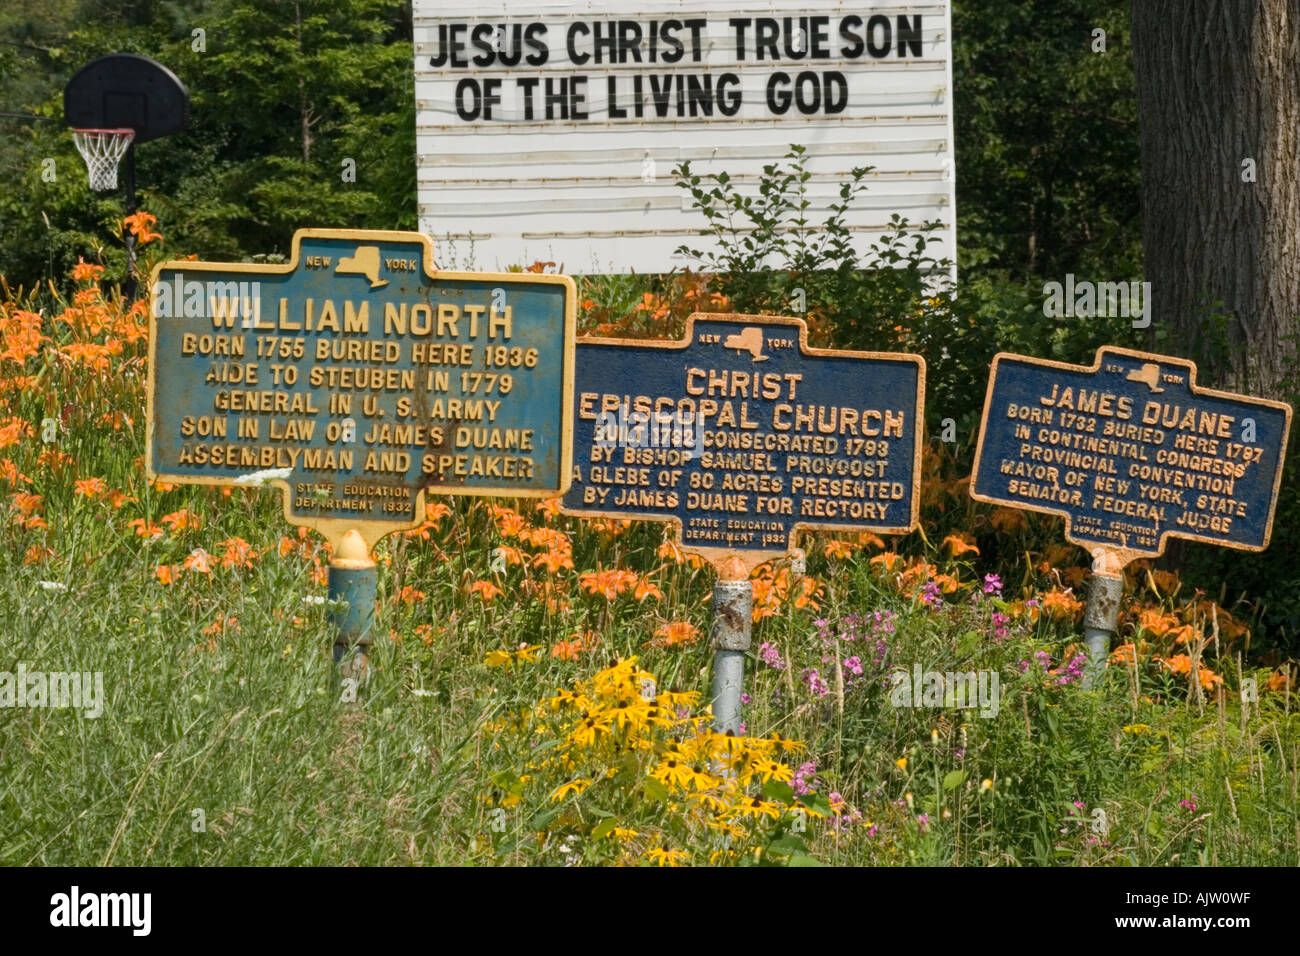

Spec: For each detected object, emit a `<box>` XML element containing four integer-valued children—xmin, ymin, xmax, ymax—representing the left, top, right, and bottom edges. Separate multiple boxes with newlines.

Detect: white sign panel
<box><xmin>414</xmin><ymin>2</ymin><xmax>956</xmax><ymax>275</ymax></box>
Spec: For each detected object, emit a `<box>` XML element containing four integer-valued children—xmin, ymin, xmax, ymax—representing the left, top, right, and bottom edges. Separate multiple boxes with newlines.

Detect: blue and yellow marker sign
<box><xmin>972</xmin><ymin>346</ymin><xmax>1291</xmax><ymax>561</ymax></box>
<box><xmin>147</xmin><ymin>228</ymin><xmax>575</xmax><ymax>550</ymax></box>
<box><xmin>560</xmin><ymin>314</ymin><xmax>925</xmax><ymax>568</ymax></box>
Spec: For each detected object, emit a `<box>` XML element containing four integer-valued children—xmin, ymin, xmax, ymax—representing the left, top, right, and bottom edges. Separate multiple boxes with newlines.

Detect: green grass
<box><xmin>2</xmin><ymin>461</ymin><xmax>1297</xmax><ymax>864</ymax></box>
<box><xmin>1</xmin><ymin>274</ymin><xmax>1297</xmax><ymax>867</ymax></box>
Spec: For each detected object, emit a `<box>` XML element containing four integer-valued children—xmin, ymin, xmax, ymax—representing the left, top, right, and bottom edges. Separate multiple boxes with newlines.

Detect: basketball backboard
<box><xmin>64</xmin><ymin>52</ymin><xmax>189</xmax><ymax>144</ymax></box>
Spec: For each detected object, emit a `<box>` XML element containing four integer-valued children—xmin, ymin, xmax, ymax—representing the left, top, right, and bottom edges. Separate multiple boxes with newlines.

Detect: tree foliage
<box><xmin>0</xmin><ymin>0</ymin><xmax>414</xmax><ymax>288</ymax></box>
<box><xmin>953</xmin><ymin>0</ymin><xmax>1141</xmax><ymax>281</ymax></box>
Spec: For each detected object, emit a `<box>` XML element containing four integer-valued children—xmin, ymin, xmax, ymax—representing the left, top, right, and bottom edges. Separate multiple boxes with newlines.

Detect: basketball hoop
<box><xmin>72</xmin><ymin>128</ymin><xmax>135</xmax><ymax>191</ymax></box>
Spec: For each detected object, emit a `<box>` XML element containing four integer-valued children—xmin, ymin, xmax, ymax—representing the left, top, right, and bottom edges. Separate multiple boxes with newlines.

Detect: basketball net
<box><xmin>72</xmin><ymin>128</ymin><xmax>135</xmax><ymax>191</ymax></box>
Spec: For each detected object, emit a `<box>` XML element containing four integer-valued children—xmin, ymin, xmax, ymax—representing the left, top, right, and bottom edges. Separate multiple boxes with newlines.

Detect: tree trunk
<box><xmin>1131</xmin><ymin>0</ymin><xmax>1300</xmax><ymax>398</ymax></box>
<box><xmin>296</xmin><ymin>0</ymin><xmax>312</xmax><ymax>164</ymax></box>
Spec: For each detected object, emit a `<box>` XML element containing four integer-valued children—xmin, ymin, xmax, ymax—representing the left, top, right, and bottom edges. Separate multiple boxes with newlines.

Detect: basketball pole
<box><xmin>122</xmin><ymin>143</ymin><xmax>138</xmax><ymax>301</ymax></box>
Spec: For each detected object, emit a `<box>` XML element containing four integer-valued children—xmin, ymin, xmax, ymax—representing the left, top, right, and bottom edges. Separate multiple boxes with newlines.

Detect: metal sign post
<box><xmin>1081</xmin><ymin>566</ymin><xmax>1123</xmax><ymax>686</ymax></box>
<box><xmin>709</xmin><ymin>555</ymin><xmax>753</xmax><ymax>734</ymax></box>
<box><xmin>560</xmin><ymin>313</ymin><xmax>925</xmax><ymax>729</ymax></box>
<box><xmin>971</xmin><ymin>346</ymin><xmax>1291</xmax><ymax>683</ymax></box>
<box><xmin>146</xmin><ymin>228</ymin><xmax>576</xmax><ymax>667</ymax></box>
<box><xmin>329</xmin><ymin>530</ymin><xmax>378</xmax><ymax>674</ymax></box>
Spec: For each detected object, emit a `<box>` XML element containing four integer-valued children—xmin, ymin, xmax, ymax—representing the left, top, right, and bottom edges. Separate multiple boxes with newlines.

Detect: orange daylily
<box><xmin>1148</xmin><ymin>569</ymin><xmax>1181</xmax><ymax>596</ymax></box>
<box><xmin>550</xmin><ymin>639</ymin><xmax>582</xmax><ymax>661</ymax></box>
<box><xmin>1194</xmin><ymin>600</ymin><xmax>1249</xmax><ymax>641</ymax></box>
<box><xmin>99</xmin><ymin>410</ymin><xmax>134</xmax><ymax>431</ymax></box>
<box><xmin>1159</xmin><ymin>654</ymin><xmax>1222</xmax><ymax>690</ymax></box>
<box><xmin>105</xmin><ymin>489</ymin><xmax>136</xmax><ymax>509</ymax></box>
<box><xmin>489</xmin><ymin>504</ymin><xmax>528</xmax><ymax>538</ymax></box>
<box><xmin>122</xmin><ymin>211</ymin><xmax>162</xmax><ymax>243</ymax></box>
<box><xmin>869</xmin><ymin>551</ymin><xmax>903</xmax><ymax>573</ymax></box>
<box><xmin>635</xmin><ymin>291</ymin><xmax>671</xmax><ymax>319</ymax></box>
<box><xmin>0</xmin><ymin>459</ymin><xmax>30</xmax><ymax>485</ymax></box>
<box><xmin>0</xmin><ymin>311</ymin><xmax>47</xmax><ymax>364</ymax></box>
<box><xmin>792</xmin><ymin>575</ymin><xmax>823</xmax><ymax>610</ymax></box>
<box><xmin>942</xmin><ymin>533</ymin><xmax>980</xmax><ymax>557</ymax></box>
<box><xmin>579</xmin><ymin>568</ymin><xmax>638</xmax><ymax>600</ymax></box>
<box><xmin>551</xmin><ymin>631</ymin><xmax>599</xmax><ymax>660</ymax></box>
<box><xmin>1266</xmin><ymin>669</ymin><xmax>1293</xmax><ymax>693</ymax></box>
<box><xmin>11</xmin><ymin>491</ymin><xmax>43</xmax><ymax>516</ymax></box>
<box><xmin>57</xmin><ymin>341</ymin><xmax>120</xmax><ymax>371</ymax></box>
<box><xmin>823</xmin><ymin>538</ymin><xmax>854</xmax><ymax>560</ymax></box>
<box><xmin>36</xmin><ymin>449</ymin><xmax>74</xmax><ymax>471</ymax></box>
<box><xmin>1136</xmin><ymin>607</ymin><xmax>1180</xmax><ymax>637</ymax></box>
<box><xmin>634</xmin><ymin>576</ymin><xmax>664</xmax><ymax>602</ymax></box>
<box><xmin>217</xmin><ymin>537</ymin><xmax>258</xmax><ymax>570</ymax></box>
<box><xmin>1038</xmin><ymin>588</ymin><xmax>1083</xmax><ymax>621</ymax></box>
<box><xmin>24</xmin><ymin>544</ymin><xmax>54</xmax><ymax>565</ymax></box>
<box><xmin>468</xmin><ymin>579</ymin><xmax>503</xmax><ymax>602</ymax></box>
<box><xmin>495</xmin><ymin>544</ymin><xmax>526</xmax><ymax>567</ymax></box>
<box><xmin>203</xmin><ymin>615</ymin><xmax>240</xmax><ymax>636</ymax></box>
<box><xmin>129</xmin><ymin>518</ymin><xmax>163</xmax><ymax>540</ymax></box>
<box><xmin>414</xmin><ymin>623</ymin><xmax>442</xmax><ymax>646</ymax></box>
<box><xmin>395</xmin><ymin>585</ymin><xmax>427</xmax><ymax>605</ymax></box>
<box><xmin>183</xmin><ymin>548</ymin><xmax>212</xmax><ymax>574</ymax></box>
<box><xmin>160</xmin><ymin>508</ymin><xmax>202</xmax><ymax>533</ymax></box>
<box><xmin>532</xmin><ymin>546</ymin><xmax>574</xmax><ymax>574</ymax></box>
<box><xmin>931</xmin><ymin>572</ymin><xmax>962</xmax><ymax>594</ymax></box>
<box><xmin>520</xmin><ymin>525</ymin><xmax>570</xmax><ymax>552</ymax></box>
<box><xmin>1058</xmin><ymin>565</ymin><xmax>1089</xmax><ymax>588</ymax></box>
<box><xmin>1037</xmin><ymin>543</ymin><xmax>1076</xmax><ymax>571</ymax></box>
<box><xmin>1110</xmin><ymin>641</ymin><xmax>1151</xmax><ymax>665</ymax></box>
<box><xmin>990</xmin><ymin>508</ymin><xmax>1028</xmax><ymax>533</ymax></box>
<box><xmin>751</xmin><ymin>575</ymin><xmax>782</xmax><ymax>622</ymax></box>
<box><xmin>856</xmin><ymin>532</ymin><xmax>886</xmax><ymax>551</ymax></box>
<box><xmin>649</xmin><ymin>621</ymin><xmax>701</xmax><ymax>648</ymax></box>
<box><xmin>0</xmin><ymin>417</ymin><xmax>33</xmax><ymax>449</ymax></box>
<box><xmin>71</xmin><ymin>258</ymin><xmax>105</xmax><ymax>282</ymax></box>
<box><xmin>657</xmin><ymin>537</ymin><xmax>706</xmax><ymax>569</ymax></box>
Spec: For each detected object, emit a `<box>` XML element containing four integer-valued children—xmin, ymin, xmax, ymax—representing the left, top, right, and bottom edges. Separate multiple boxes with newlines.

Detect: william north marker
<box><xmin>560</xmin><ymin>313</ymin><xmax>925</xmax><ymax>566</ymax></box>
<box><xmin>147</xmin><ymin>227</ymin><xmax>575</xmax><ymax>550</ymax></box>
<box><xmin>971</xmin><ymin>346</ymin><xmax>1291</xmax><ymax>560</ymax></box>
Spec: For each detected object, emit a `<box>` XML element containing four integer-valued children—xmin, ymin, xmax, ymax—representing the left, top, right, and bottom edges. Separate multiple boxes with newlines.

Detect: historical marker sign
<box><xmin>147</xmin><ymin>228</ymin><xmax>575</xmax><ymax>548</ymax></box>
<box><xmin>560</xmin><ymin>313</ymin><xmax>924</xmax><ymax>566</ymax></box>
<box><xmin>971</xmin><ymin>346</ymin><xmax>1291</xmax><ymax>560</ymax></box>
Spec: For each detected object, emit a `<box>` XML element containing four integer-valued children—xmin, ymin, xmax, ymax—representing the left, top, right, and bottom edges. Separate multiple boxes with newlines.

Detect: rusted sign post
<box><xmin>561</xmin><ymin>313</ymin><xmax>925</xmax><ymax>731</ymax></box>
<box><xmin>972</xmin><ymin>346</ymin><xmax>1291</xmax><ymax>683</ymax></box>
<box><xmin>147</xmin><ymin>228</ymin><xmax>575</xmax><ymax>671</ymax></box>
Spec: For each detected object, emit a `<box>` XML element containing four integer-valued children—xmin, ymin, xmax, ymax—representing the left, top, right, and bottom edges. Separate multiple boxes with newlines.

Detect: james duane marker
<box><xmin>148</xmin><ymin>228</ymin><xmax>575</xmax><ymax>668</ymax></box>
<box><xmin>562</xmin><ymin>313</ymin><xmax>924</xmax><ymax>729</ymax></box>
<box><xmin>971</xmin><ymin>346</ymin><xmax>1291</xmax><ymax>678</ymax></box>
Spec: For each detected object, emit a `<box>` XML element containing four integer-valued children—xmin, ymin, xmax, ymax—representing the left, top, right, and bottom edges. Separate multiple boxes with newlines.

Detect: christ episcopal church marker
<box><xmin>559</xmin><ymin>312</ymin><xmax>925</xmax><ymax>732</ymax></box>
<box><xmin>560</xmin><ymin>313</ymin><xmax>925</xmax><ymax>569</ymax></box>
